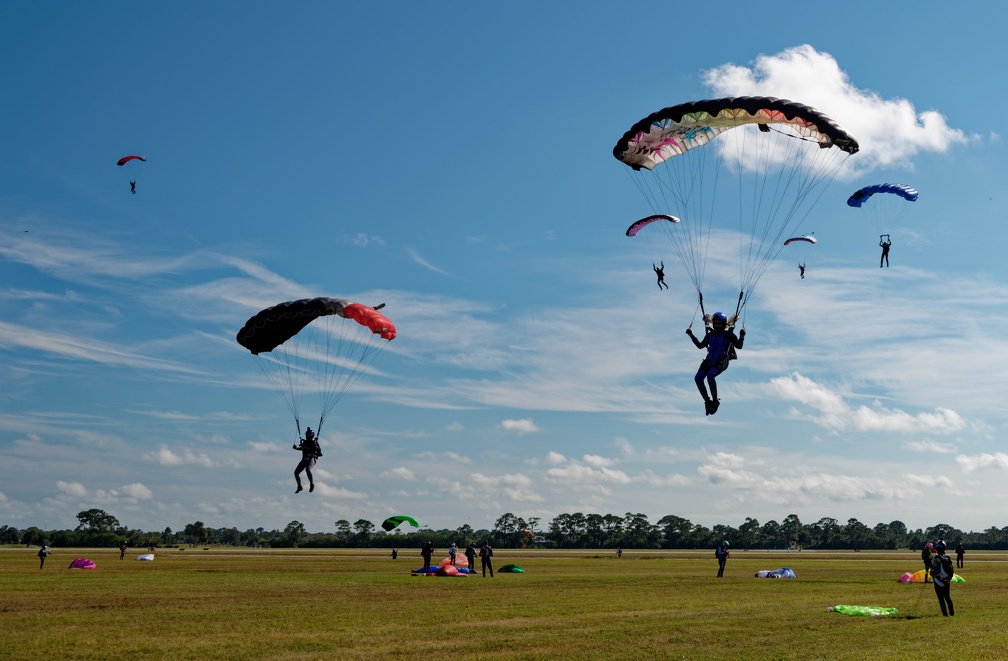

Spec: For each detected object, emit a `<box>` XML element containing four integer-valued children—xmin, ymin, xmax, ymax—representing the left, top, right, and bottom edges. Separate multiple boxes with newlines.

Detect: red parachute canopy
<box><xmin>117</xmin><ymin>155</ymin><xmax>147</xmax><ymax>166</ymax></box>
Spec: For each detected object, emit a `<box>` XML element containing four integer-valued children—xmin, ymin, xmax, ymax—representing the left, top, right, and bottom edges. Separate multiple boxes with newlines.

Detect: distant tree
<box><xmin>353</xmin><ymin>519</ymin><xmax>375</xmax><ymax>537</ymax></box>
<box><xmin>622</xmin><ymin>512</ymin><xmax>654</xmax><ymax>548</ymax></box>
<box><xmin>76</xmin><ymin>508</ymin><xmax>120</xmax><ymax>532</ymax></box>
<box><xmin>284</xmin><ymin>521</ymin><xmax>307</xmax><ymax>547</ymax></box>
<box><xmin>455</xmin><ymin>523</ymin><xmax>475</xmax><ymax>541</ymax></box>
<box><xmin>334</xmin><ymin>520</ymin><xmax>352</xmax><ymax>538</ymax></box>
<box><xmin>738</xmin><ymin>517</ymin><xmax>760</xmax><ymax>550</ymax></box>
<box><xmin>0</xmin><ymin>525</ymin><xmax>20</xmax><ymax>544</ymax></box>
<box><xmin>22</xmin><ymin>526</ymin><xmax>44</xmax><ymax>546</ymax></box>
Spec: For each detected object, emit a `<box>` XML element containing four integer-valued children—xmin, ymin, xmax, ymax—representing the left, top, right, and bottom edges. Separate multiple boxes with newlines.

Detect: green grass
<box><xmin>2</xmin><ymin>547</ymin><xmax>1005</xmax><ymax>660</ymax></box>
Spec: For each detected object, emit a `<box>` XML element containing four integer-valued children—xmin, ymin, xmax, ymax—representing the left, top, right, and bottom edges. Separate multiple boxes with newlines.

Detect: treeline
<box><xmin>4</xmin><ymin>509</ymin><xmax>1008</xmax><ymax>551</ymax></box>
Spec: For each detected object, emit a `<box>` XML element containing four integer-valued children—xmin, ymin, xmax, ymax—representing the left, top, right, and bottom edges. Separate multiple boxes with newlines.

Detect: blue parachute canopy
<box><xmin>847</xmin><ymin>183</ymin><xmax>919</xmax><ymax>208</ymax></box>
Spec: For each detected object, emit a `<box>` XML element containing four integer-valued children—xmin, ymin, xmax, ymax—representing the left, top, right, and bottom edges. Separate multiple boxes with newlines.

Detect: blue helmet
<box><xmin>712</xmin><ymin>312</ymin><xmax>727</xmax><ymax>324</ymax></box>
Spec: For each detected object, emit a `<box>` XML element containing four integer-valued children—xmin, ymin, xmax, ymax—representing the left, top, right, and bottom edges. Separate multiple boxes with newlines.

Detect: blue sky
<box><xmin>2</xmin><ymin>2</ymin><xmax>1006</xmax><ymax>535</ymax></box>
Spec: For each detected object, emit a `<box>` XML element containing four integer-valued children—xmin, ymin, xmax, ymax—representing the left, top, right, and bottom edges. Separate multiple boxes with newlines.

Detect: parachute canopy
<box><xmin>783</xmin><ymin>235</ymin><xmax>816</xmax><ymax>246</ymax></box>
<box><xmin>830</xmin><ymin>605</ymin><xmax>898</xmax><ymax>617</ymax></box>
<box><xmin>847</xmin><ymin>183</ymin><xmax>918</xmax><ymax>238</ymax></box>
<box><xmin>381</xmin><ymin>515</ymin><xmax>419</xmax><ymax>532</ymax></box>
<box><xmin>116</xmin><ymin>155</ymin><xmax>146</xmax><ymax>166</ymax></box>
<box><xmin>136</xmin><ymin>554</ymin><xmax>155</xmax><ymax>561</ymax></box>
<box><xmin>755</xmin><ymin>568</ymin><xmax>796</xmax><ymax>578</ymax></box>
<box><xmin>625</xmin><ymin>214</ymin><xmax>680</xmax><ymax>237</ymax></box>
<box><xmin>846</xmin><ymin>183</ymin><xmax>918</xmax><ymax>207</ymax></box>
<box><xmin>236</xmin><ymin>297</ymin><xmax>396</xmax><ymax>433</ymax></box>
<box><xmin>615</xmin><ymin>97</ymin><xmax>857</xmax><ymax>319</ymax></box>
<box><xmin>68</xmin><ymin>558</ymin><xmax>96</xmax><ymax>569</ymax></box>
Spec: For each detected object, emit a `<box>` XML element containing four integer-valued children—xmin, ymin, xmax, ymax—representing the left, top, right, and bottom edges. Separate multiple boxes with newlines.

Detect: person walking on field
<box><xmin>921</xmin><ymin>542</ymin><xmax>933</xmax><ymax>583</ymax></box>
<box><xmin>480</xmin><ymin>541</ymin><xmax>494</xmax><ymax>577</ymax></box>
<box><xmin>930</xmin><ymin>540</ymin><xmax>956</xmax><ymax>616</ymax></box>
<box><xmin>120</xmin><ymin>540</ymin><xmax>128</xmax><ymax>560</ymax></box>
<box><xmin>38</xmin><ymin>545</ymin><xmax>50</xmax><ymax>569</ymax></box>
<box><xmin>955</xmin><ymin>542</ymin><xmax>965</xmax><ymax>569</ymax></box>
<box><xmin>715</xmin><ymin>540</ymin><xmax>729</xmax><ymax>578</ymax></box>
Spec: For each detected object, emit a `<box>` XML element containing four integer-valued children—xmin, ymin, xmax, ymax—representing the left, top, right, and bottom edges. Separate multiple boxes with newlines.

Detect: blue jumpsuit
<box><xmin>690</xmin><ymin>327</ymin><xmax>744</xmax><ymax>405</ymax></box>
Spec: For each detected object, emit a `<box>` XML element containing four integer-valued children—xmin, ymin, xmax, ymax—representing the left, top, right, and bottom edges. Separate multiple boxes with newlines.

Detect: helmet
<box><xmin>722</xmin><ymin>540</ymin><xmax>729</xmax><ymax>547</ymax></box>
<box><xmin>935</xmin><ymin>541</ymin><xmax>946</xmax><ymax>552</ymax></box>
<box><xmin>925</xmin><ymin>542</ymin><xmax>933</xmax><ymax>550</ymax></box>
<box><xmin>713</xmin><ymin>312</ymin><xmax>727</xmax><ymax>323</ymax></box>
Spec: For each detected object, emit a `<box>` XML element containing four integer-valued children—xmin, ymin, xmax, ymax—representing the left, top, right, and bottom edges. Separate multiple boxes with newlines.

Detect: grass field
<box><xmin>2</xmin><ymin>546</ymin><xmax>1005</xmax><ymax>660</ymax></box>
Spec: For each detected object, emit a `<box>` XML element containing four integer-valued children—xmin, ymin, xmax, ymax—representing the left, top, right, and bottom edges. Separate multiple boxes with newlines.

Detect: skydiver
<box><xmin>879</xmin><ymin>234</ymin><xmax>891</xmax><ymax>268</ymax></box>
<box><xmin>799</xmin><ymin>263</ymin><xmax>806</xmax><ymax>279</ymax></box>
<box><xmin>293</xmin><ymin>427</ymin><xmax>322</xmax><ymax>493</ymax></box>
<box><xmin>653</xmin><ymin>261</ymin><xmax>668</xmax><ymax>290</ymax></box>
<box><xmin>686</xmin><ymin>311</ymin><xmax>745</xmax><ymax>416</ymax></box>
<box><xmin>130</xmin><ymin>180</ymin><xmax>136</xmax><ymax>194</ymax></box>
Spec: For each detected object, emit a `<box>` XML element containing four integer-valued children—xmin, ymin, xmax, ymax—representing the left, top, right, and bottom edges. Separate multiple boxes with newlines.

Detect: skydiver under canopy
<box><xmin>653</xmin><ymin>261</ymin><xmax>668</xmax><ymax>290</ymax></box>
<box><xmin>130</xmin><ymin>180</ymin><xmax>136</xmax><ymax>194</ymax></box>
<box><xmin>686</xmin><ymin>312</ymin><xmax>745</xmax><ymax>416</ymax></box>
<box><xmin>799</xmin><ymin>263</ymin><xmax>806</xmax><ymax>279</ymax></box>
<box><xmin>293</xmin><ymin>427</ymin><xmax>322</xmax><ymax>493</ymax></box>
<box><xmin>880</xmin><ymin>234</ymin><xmax>891</xmax><ymax>268</ymax></box>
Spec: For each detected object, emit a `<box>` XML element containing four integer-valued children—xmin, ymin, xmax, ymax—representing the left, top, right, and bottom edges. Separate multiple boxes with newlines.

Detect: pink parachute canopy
<box><xmin>439</xmin><ymin>556</ymin><xmax>469</xmax><ymax>568</ymax></box>
<box><xmin>68</xmin><ymin>558</ymin><xmax>96</xmax><ymax>569</ymax></box>
<box><xmin>116</xmin><ymin>155</ymin><xmax>147</xmax><ymax>166</ymax></box>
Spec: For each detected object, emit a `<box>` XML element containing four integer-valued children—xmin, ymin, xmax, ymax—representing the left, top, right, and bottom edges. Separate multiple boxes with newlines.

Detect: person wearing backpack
<box><xmin>480</xmin><ymin>541</ymin><xmax>494</xmax><ymax>577</ymax></box>
<box><xmin>715</xmin><ymin>540</ymin><xmax>730</xmax><ymax>577</ymax></box>
<box><xmin>929</xmin><ymin>540</ymin><xmax>955</xmax><ymax>616</ymax></box>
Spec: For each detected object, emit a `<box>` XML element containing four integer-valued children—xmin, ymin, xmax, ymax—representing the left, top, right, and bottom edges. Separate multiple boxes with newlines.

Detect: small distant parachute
<box><xmin>847</xmin><ymin>183</ymin><xmax>918</xmax><ymax>239</ymax></box>
<box><xmin>829</xmin><ymin>605</ymin><xmax>898</xmax><ymax>617</ymax></box>
<box><xmin>136</xmin><ymin>554</ymin><xmax>155</xmax><ymax>561</ymax></box>
<box><xmin>783</xmin><ymin>235</ymin><xmax>816</xmax><ymax>247</ymax></box>
<box><xmin>68</xmin><ymin>558</ymin><xmax>96</xmax><ymax>569</ymax></box>
<box><xmin>625</xmin><ymin>214</ymin><xmax>680</xmax><ymax>237</ymax></box>
<box><xmin>498</xmin><ymin>564</ymin><xmax>525</xmax><ymax>573</ymax></box>
<box><xmin>116</xmin><ymin>155</ymin><xmax>147</xmax><ymax>166</ymax></box>
<box><xmin>521</xmin><ymin>529</ymin><xmax>533</xmax><ymax>536</ymax></box>
<box><xmin>381</xmin><ymin>515</ymin><xmax>419</xmax><ymax>532</ymax></box>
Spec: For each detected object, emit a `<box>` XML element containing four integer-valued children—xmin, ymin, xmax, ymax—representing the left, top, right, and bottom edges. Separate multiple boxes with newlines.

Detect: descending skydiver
<box><xmin>686</xmin><ymin>312</ymin><xmax>745</xmax><ymax>416</ymax></box>
<box><xmin>130</xmin><ymin>180</ymin><xmax>136</xmax><ymax>194</ymax></box>
<box><xmin>799</xmin><ymin>263</ymin><xmax>806</xmax><ymax>279</ymax></box>
<box><xmin>879</xmin><ymin>234</ymin><xmax>891</xmax><ymax>268</ymax></box>
<box><xmin>293</xmin><ymin>427</ymin><xmax>322</xmax><ymax>493</ymax></box>
<box><xmin>653</xmin><ymin>262</ymin><xmax>668</xmax><ymax>290</ymax></box>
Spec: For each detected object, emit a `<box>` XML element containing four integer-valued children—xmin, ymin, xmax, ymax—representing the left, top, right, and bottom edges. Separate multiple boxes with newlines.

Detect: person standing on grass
<box><xmin>930</xmin><ymin>540</ymin><xmax>956</xmax><ymax>616</ymax></box>
<box><xmin>715</xmin><ymin>540</ymin><xmax>729</xmax><ymax>578</ymax></box>
<box><xmin>921</xmin><ymin>542</ymin><xmax>933</xmax><ymax>583</ymax></box>
<box><xmin>480</xmin><ymin>540</ymin><xmax>494</xmax><ymax>577</ymax></box>
<box><xmin>38</xmin><ymin>544</ymin><xmax>50</xmax><ymax>569</ymax></box>
<box><xmin>421</xmin><ymin>540</ymin><xmax>434</xmax><ymax>571</ymax></box>
<box><xmin>955</xmin><ymin>541</ymin><xmax>965</xmax><ymax>569</ymax></box>
<box><xmin>465</xmin><ymin>542</ymin><xmax>477</xmax><ymax>571</ymax></box>
<box><xmin>120</xmin><ymin>540</ymin><xmax>127</xmax><ymax>560</ymax></box>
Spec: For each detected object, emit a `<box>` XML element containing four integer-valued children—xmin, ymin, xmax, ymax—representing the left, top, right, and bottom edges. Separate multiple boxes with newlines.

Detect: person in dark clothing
<box><xmin>955</xmin><ymin>542</ymin><xmax>965</xmax><ymax>569</ymax></box>
<box><xmin>120</xmin><ymin>540</ymin><xmax>127</xmax><ymax>560</ymax></box>
<box><xmin>391</xmin><ymin>547</ymin><xmax>398</xmax><ymax>560</ymax></box>
<box><xmin>799</xmin><ymin>263</ymin><xmax>806</xmax><ymax>279</ymax></box>
<box><xmin>715</xmin><ymin>540</ymin><xmax>729</xmax><ymax>578</ymax></box>
<box><xmin>293</xmin><ymin>427</ymin><xmax>322</xmax><ymax>493</ymax></box>
<box><xmin>929</xmin><ymin>540</ymin><xmax>955</xmax><ymax>616</ymax></box>
<box><xmin>130</xmin><ymin>180</ymin><xmax>136</xmax><ymax>194</ymax></box>
<box><xmin>879</xmin><ymin>234</ymin><xmax>891</xmax><ymax>268</ymax></box>
<box><xmin>686</xmin><ymin>312</ymin><xmax>745</xmax><ymax>415</ymax></box>
<box><xmin>421</xmin><ymin>540</ymin><xmax>434</xmax><ymax>571</ymax></box>
<box><xmin>653</xmin><ymin>262</ymin><xmax>668</xmax><ymax>290</ymax></box>
<box><xmin>38</xmin><ymin>545</ymin><xmax>50</xmax><ymax>569</ymax></box>
<box><xmin>480</xmin><ymin>541</ymin><xmax>494</xmax><ymax>577</ymax></box>
<box><xmin>465</xmin><ymin>542</ymin><xmax>477</xmax><ymax>571</ymax></box>
<box><xmin>921</xmin><ymin>542</ymin><xmax>933</xmax><ymax>583</ymax></box>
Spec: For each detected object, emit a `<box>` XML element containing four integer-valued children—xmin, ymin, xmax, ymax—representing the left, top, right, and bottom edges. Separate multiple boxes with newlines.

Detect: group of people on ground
<box><xmin>413</xmin><ymin>539</ymin><xmax>493</xmax><ymax>576</ymax></box>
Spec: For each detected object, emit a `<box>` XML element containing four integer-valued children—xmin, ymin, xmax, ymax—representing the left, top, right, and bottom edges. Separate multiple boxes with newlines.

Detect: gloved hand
<box><xmin>739</xmin><ymin>328</ymin><xmax>746</xmax><ymax>339</ymax></box>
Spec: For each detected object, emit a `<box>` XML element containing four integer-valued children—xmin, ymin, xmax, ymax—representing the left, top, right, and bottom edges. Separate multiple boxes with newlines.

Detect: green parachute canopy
<box><xmin>382</xmin><ymin>515</ymin><xmax>419</xmax><ymax>532</ymax></box>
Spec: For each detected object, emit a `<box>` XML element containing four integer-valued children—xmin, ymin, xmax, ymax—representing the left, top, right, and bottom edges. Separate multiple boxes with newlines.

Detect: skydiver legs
<box><xmin>294</xmin><ymin>457</ymin><xmax>315</xmax><ymax>494</ymax></box>
<box><xmin>694</xmin><ymin>360</ymin><xmax>720</xmax><ymax>415</ymax></box>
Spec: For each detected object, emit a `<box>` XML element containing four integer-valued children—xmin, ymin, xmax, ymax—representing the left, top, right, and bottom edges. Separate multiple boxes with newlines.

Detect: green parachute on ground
<box><xmin>829</xmin><ymin>605</ymin><xmax>898</xmax><ymax>617</ymax></box>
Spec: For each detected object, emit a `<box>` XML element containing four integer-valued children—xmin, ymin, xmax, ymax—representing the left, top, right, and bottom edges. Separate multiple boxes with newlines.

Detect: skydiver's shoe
<box><xmin>309</xmin><ymin>483</ymin><xmax>315</xmax><ymax>493</ymax></box>
<box><xmin>704</xmin><ymin>400</ymin><xmax>713</xmax><ymax>416</ymax></box>
<box><xmin>295</xmin><ymin>485</ymin><xmax>303</xmax><ymax>493</ymax></box>
<box><xmin>709</xmin><ymin>399</ymin><xmax>720</xmax><ymax>415</ymax></box>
